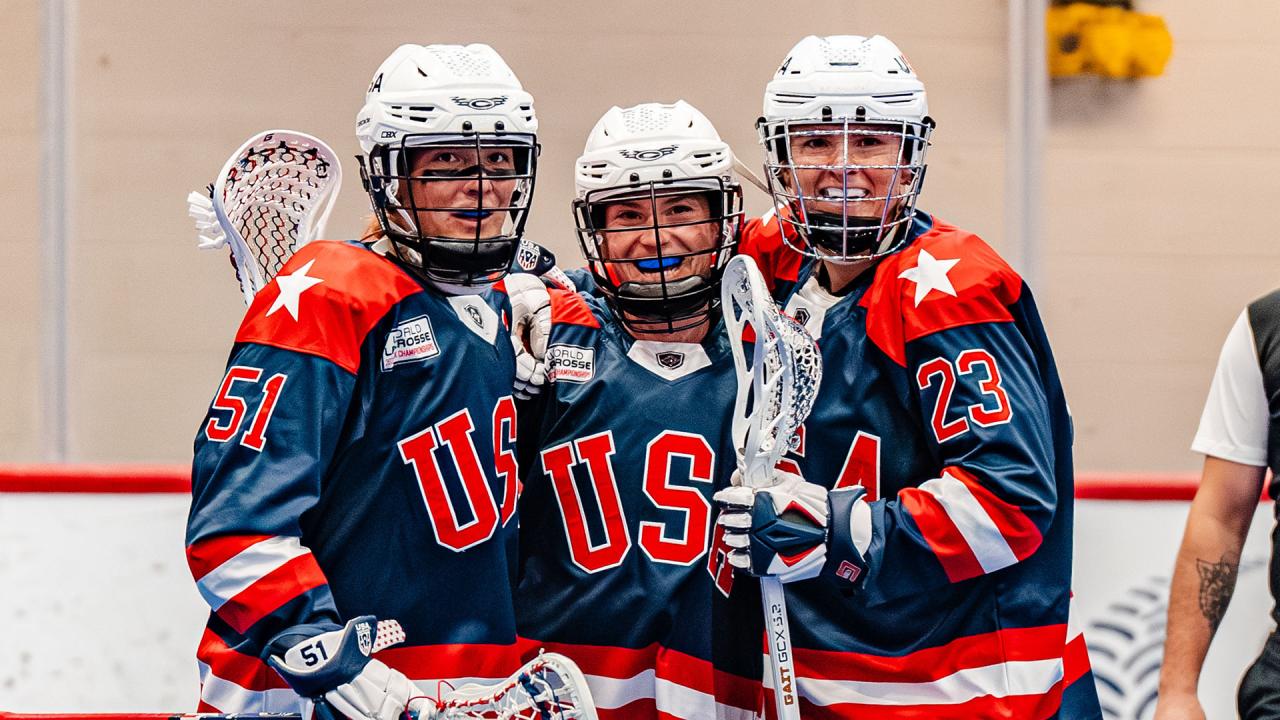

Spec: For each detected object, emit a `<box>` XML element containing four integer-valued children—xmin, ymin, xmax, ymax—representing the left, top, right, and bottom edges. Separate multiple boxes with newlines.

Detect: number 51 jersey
<box><xmin>515</xmin><ymin>290</ymin><xmax>762</xmax><ymax>720</ymax></box>
<box><xmin>187</xmin><ymin>240</ymin><xmax>523</xmax><ymax>713</ymax></box>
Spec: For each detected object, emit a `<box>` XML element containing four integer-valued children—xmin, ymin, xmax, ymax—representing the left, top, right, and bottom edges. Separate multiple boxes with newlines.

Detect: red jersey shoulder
<box><xmin>862</xmin><ymin>219</ymin><xmax>1024</xmax><ymax>365</ymax></box>
<box><xmin>739</xmin><ymin>208</ymin><xmax>804</xmax><ymax>290</ymax></box>
<box><xmin>546</xmin><ymin>288</ymin><xmax>602</xmax><ymax>329</ymax></box>
<box><xmin>235</xmin><ymin>240</ymin><xmax>424</xmax><ymax>374</ymax></box>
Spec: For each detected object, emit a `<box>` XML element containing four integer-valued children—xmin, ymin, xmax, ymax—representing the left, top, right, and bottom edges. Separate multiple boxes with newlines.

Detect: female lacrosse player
<box><xmin>513</xmin><ymin>101</ymin><xmax>763</xmax><ymax>720</ymax></box>
<box><xmin>186</xmin><ymin>43</ymin><xmax>546</xmax><ymax>720</ymax></box>
<box><xmin>715</xmin><ymin>35</ymin><xmax>1104</xmax><ymax>718</ymax></box>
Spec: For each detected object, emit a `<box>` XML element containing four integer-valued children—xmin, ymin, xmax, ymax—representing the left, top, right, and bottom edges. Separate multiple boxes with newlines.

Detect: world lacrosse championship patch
<box><xmin>547</xmin><ymin>344</ymin><xmax>595</xmax><ymax>383</ymax></box>
<box><xmin>383</xmin><ymin>315</ymin><xmax>440</xmax><ymax>370</ymax></box>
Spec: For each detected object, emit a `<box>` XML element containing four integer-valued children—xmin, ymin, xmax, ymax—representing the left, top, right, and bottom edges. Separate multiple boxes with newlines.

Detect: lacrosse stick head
<box><xmin>188</xmin><ymin>129</ymin><xmax>342</xmax><ymax>304</ymax></box>
<box><xmin>433</xmin><ymin>651</ymin><xmax>597</xmax><ymax>720</ymax></box>
<box><xmin>721</xmin><ymin>255</ymin><xmax>822</xmax><ymax>488</ymax></box>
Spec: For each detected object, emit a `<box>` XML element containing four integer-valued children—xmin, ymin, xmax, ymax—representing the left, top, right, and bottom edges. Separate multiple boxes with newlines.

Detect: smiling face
<box><xmin>402</xmin><ymin>145</ymin><xmax>522</xmax><ymax>239</ymax></box>
<box><xmin>597</xmin><ymin>191</ymin><xmax>719</xmax><ymax>286</ymax></box>
<box><xmin>781</xmin><ymin>122</ymin><xmax>914</xmax><ymax>223</ymax></box>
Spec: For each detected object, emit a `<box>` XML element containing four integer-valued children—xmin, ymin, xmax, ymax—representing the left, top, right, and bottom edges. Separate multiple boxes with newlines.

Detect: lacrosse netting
<box><xmin>187</xmin><ymin>129</ymin><xmax>342</xmax><ymax>305</ymax></box>
<box><xmin>721</xmin><ymin>254</ymin><xmax>822</xmax><ymax>489</ymax></box>
<box><xmin>426</xmin><ymin>652</ymin><xmax>597</xmax><ymax>720</ymax></box>
<box><xmin>720</xmin><ymin>254</ymin><xmax>822</xmax><ymax>720</ymax></box>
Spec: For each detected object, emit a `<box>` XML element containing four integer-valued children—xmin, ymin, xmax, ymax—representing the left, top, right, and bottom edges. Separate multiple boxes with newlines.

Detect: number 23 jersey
<box><xmin>739</xmin><ymin>212</ymin><xmax>1099</xmax><ymax>719</ymax></box>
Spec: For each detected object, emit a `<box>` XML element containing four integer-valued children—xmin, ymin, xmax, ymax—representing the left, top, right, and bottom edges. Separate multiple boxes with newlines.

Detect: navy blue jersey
<box><xmin>741</xmin><ymin>213</ymin><xmax>1102</xmax><ymax>719</ymax></box>
<box><xmin>514</xmin><ymin>290</ymin><xmax>762</xmax><ymax>720</ymax></box>
<box><xmin>187</xmin><ymin>240</ymin><xmax>524</xmax><ymax>713</ymax></box>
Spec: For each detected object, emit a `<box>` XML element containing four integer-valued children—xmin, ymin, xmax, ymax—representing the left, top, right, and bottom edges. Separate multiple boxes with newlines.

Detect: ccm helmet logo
<box><xmin>380</xmin><ymin>130</ymin><xmax>397</xmax><ymax>139</ymax></box>
<box><xmin>619</xmin><ymin>145</ymin><xmax>678</xmax><ymax>162</ymax></box>
<box><xmin>451</xmin><ymin>96</ymin><xmax>508</xmax><ymax>110</ymax></box>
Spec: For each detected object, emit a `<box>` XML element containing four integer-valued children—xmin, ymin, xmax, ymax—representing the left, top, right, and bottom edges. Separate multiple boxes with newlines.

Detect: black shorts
<box><xmin>1240</xmin><ymin>634</ymin><xmax>1280</xmax><ymax>719</ymax></box>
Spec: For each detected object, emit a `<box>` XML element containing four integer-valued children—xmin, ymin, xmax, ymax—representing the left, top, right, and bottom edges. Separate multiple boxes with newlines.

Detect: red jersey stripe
<box><xmin>197</xmin><ymin>627</ymin><xmax>290</xmax><ymax>691</ymax></box>
<box><xmin>186</xmin><ymin>534</ymin><xmax>274</xmax><ymax>580</ymax></box>
<box><xmin>217</xmin><ymin>553</ymin><xmax>328</xmax><ymax>634</ymax></box>
<box><xmin>376</xmin><ymin>642</ymin><xmax>522</xmax><ymax>682</ymax></box>
<box><xmin>898</xmin><ymin>487</ymin><xmax>986</xmax><ymax>582</ymax></box>
<box><xmin>947</xmin><ymin>466</ymin><xmax>1044</xmax><ymax>562</ymax></box>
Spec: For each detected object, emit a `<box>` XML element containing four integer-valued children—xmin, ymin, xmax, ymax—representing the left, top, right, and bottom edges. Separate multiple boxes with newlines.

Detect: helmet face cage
<box><xmin>759</xmin><ymin>116</ymin><xmax>932</xmax><ymax>261</ymax></box>
<box><xmin>361</xmin><ymin>131</ymin><xmax>538</xmax><ymax>286</ymax></box>
<box><xmin>574</xmin><ymin>178</ymin><xmax>743</xmax><ymax>336</ymax></box>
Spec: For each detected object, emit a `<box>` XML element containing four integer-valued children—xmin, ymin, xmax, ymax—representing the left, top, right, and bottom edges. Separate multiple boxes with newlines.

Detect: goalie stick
<box><xmin>721</xmin><ymin>254</ymin><xmax>823</xmax><ymax>720</ymax></box>
<box><xmin>186</xmin><ymin>129</ymin><xmax>342</xmax><ymax>305</ymax></box>
<box><xmin>0</xmin><ymin>651</ymin><xmax>596</xmax><ymax>720</ymax></box>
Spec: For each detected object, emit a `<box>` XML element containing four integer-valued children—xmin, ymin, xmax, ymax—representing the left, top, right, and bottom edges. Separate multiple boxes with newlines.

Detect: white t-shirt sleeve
<box><xmin>1191</xmin><ymin>309</ymin><xmax>1270</xmax><ymax>466</ymax></box>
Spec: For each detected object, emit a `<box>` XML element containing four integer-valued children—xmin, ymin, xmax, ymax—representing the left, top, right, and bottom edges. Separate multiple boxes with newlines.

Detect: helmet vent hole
<box><xmin>820</xmin><ymin>38</ymin><xmax>867</xmax><ymax>67</ymax></box>
<box><xmin>428</xmin><ymin>47</ymin><xmax>492</xmax><ymax>77</ymax></box>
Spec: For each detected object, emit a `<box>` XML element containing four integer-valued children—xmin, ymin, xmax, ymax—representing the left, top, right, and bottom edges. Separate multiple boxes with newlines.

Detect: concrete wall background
<box><xmin>0</xmin><ymin>1</ymin><xmax>1271</xmax><ymax>473</ymax></box>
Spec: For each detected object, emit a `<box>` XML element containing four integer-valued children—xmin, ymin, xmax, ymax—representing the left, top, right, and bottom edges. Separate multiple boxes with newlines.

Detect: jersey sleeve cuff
<box><xmin>822</xmin><ymin>486</ymin><xmax>871</xmax><ymax>589</ymax></box>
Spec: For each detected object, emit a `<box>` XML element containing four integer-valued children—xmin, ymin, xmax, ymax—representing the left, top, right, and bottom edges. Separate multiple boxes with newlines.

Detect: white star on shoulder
<box><xmin>898</xmin><ymin>249</ymin><xmax>960</xmax><ymax>307</ymax></box>
<box><xmin>266</xmin><ymin>259</ymin><xmax>324</xmax><ymax>320</ymax></box>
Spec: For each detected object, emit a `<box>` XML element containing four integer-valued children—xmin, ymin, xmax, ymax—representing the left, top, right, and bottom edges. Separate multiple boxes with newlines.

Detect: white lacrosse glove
<box><xmin>714</xmin><ymin>469</ymin><xmax>832</xmax><ymax>584</ymax></box>
<box><xmin>267</xmin><ymin>616</ymin><xmax>431</xmax><ymax>720</ymax></box>
<box><xmin>504</xmin><ymin>273</ymin><xmax>553</xmax><ymax>400</ymax></box>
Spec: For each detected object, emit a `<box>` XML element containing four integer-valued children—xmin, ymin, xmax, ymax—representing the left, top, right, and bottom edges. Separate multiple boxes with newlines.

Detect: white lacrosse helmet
<box><xmin>758</xmin><ymin>35</ymin><xmax>934</xmax><ymax>261</ymax></box>
<box><xmin>573</xmin><ymin>101</ymin><xmax>743</xmax><ymax>335</ymax></box>
<box><xmin>356</xmin><ymin>43</ymin><xmax>539</xmax><ymax>287</ymax></box>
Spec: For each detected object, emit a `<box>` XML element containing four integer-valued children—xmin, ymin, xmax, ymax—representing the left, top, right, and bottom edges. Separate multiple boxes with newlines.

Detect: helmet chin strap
<box><xmin>371</xmin><ymin>236</ymin><xmax>495</xmax><ymax>296</ymax></box>
<box><xmin>804</xmin><ymin>212</ymin><xmax>888</xmax><ymax>257</ymax></box>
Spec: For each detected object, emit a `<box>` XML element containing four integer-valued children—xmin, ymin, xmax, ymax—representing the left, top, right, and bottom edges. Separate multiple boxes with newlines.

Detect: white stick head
<box><xmin>187</xmin><ymin>129</ymin><xmax>342</xmax><ymax>305</ymax></box>
<box><xmin>721</xmin><ymin>254</ymin><xmax>823</xmax><ymax>488</ymax></box>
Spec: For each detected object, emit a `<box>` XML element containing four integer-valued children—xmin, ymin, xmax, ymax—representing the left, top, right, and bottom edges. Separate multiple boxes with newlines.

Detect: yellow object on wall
<box><xmin>1047</xmin><ymin>3</ymin><xmax>1172</xmax><ymax>79</ymax></box>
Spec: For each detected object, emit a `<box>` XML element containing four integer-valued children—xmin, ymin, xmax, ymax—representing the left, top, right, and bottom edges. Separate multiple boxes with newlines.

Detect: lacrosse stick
<box><xmin>424</xmin><ymin>650</ymin><xmax>597</xmax><ymax>720</ymax></box>
<box><xmin>0</xmin><ymin>652</ymin><xmax>596</xmax><ymax>720</ymax></box>
<box><xmin>731</xmin><ymin>157</ymin><xmax>771</xmax><ymax>197</ymax></box>
<box><xmin>721</xmin><ymin>254</ymin><xmax>823</xmax><ymax>720</ymax></box>
<box><xmin>187</xmin><ymin>129</ymin><xmax>342</xmax><ymax>305</ymax></box>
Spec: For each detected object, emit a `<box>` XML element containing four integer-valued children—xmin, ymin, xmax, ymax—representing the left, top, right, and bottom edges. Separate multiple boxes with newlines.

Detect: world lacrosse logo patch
<box><xmin>547</xmin><ymin>344</ymin><xmax>595</xmax><ymax>383</ymax></box>
<box><xmin>382</xmin><ymin>315</ymin><xmax>439</xmax><ymax>370</ymax></box>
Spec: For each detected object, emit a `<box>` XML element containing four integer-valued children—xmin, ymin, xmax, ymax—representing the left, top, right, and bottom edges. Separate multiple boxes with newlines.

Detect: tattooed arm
<box><xmin>1154</xmin><ymin>455</ymin><xmax>1264</xmax><ymax>720</ymax></box>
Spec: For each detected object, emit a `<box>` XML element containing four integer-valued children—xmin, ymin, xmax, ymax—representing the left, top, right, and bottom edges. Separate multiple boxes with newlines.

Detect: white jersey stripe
<box><xmin>762</xmin><ymin>655</ymin><xmax>1064</xmax><ymax>706</ymax></box>
<box><xmin>196</xmin><ymin>536</ymin><xmax>309</xmax><ymax>611</ymax></box>
<box><xmin>585</xmin><ymin>671</ymin><xmax>745</xmax><ymax>720</ymax></box>
<box><xmin>919</xmin><ymin>472</ymin><xmax>1018</xmax><ymax>574</ymax></box>
<box><xmin>197</xmin><ymin>661</ymin><xmax>309</xmax><ymax>714</ymax></box>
